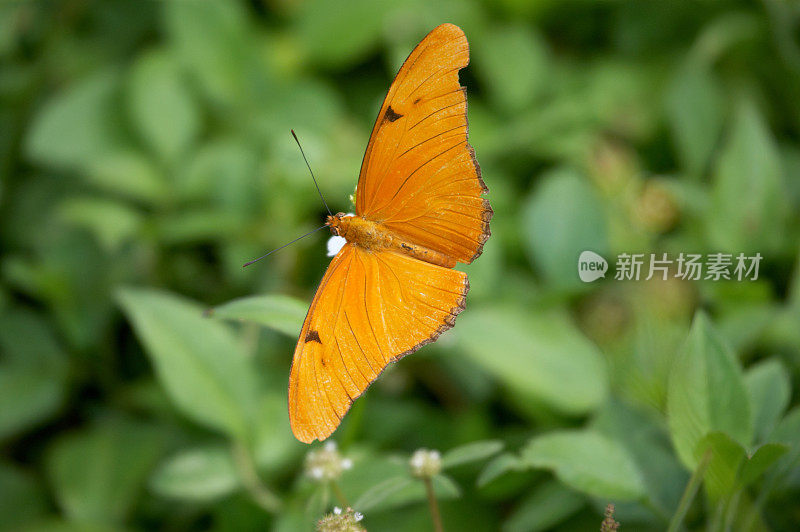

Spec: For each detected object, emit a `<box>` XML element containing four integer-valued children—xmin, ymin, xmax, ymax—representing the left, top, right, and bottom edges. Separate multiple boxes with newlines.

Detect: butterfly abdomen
<box><xmin>328</xmin><ymin>213</ymin><xmax>456</xmax><ymax>269</ymax></box>
<box><xmin>393</xmin><ymin>240</ymin><xmax>457</xmax><ymax>269</ymax></box>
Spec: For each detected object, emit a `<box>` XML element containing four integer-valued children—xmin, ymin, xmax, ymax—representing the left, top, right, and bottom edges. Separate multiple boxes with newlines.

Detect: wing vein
<box><xmin>408</xmin><ymin>100</ymin><xmax>464</xmax><ymax>130</ymax></box>
<box><xmin>398</xmin><ymin>125</ymin><xmax>466</xmax><ymax>158</ymax></box>
<box><xmin>358</xmin><ymin>253</ymin><xmax>387</xmax><ymax>363</ymax></box>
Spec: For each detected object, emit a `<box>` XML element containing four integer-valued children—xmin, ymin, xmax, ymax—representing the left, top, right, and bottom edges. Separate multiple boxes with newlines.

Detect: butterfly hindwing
<box><xmin>354</xmin><ymin>23</ymin><xmax>492</xmax><ymax>265</ymax></box>
<box><xmin>289</xmin><ymin>244</ymin><xmax>468</xmax><ymax>443</ymax></box>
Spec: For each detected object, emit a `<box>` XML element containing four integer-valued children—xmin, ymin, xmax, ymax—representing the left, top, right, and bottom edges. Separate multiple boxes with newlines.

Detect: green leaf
<box><xmin>522</xmin><ymin>430</ymin><xmax>646</xmax><ymax>500</ymax></box>
<box><xmin>431</xmin><ymin>473</ymin><xmax>461</xmax><ymax>497</ymax></box>
<box><xmin>738</xmin><ymin>443</ymin><xmax>789</xmax><ymax>487</ymax></box>
<box><xmin>767</xmin><ymin>407</ymin><xmax>800</xmax><ymax>480</ymax></box>
<box><xmin>352</xmin><ymin>475</ymin><xmax>414</xmax><ymax>512</ymax></box>
<box><xmin>441</xmin><ymin>440</ymin><xmax>504</xmax><ymax>469</ymax></box>
<box><xmin>46</xmin><ymin>419</ymin><xmax>166</xmax><ymax>525</ymax></box>
<box><xmin>342</xmin><ymin>453</ymin><xmax>459</xmax><ymax>514</ymax></box>
<box><xmin>456</xmin><ymin>307</ymin><xmax>607</xmax><ymax>415</ymax></box>
<box><xmin>707</xmin><ymin>97</ymin><xmax>788</xmax><ymax>253</ymax></box>
<box><xmin>695</xmin><ymin>431</ymin><xmax>744</xmax><ymax>500</ymax></box>
<box><xmin>209</xmin><ymin>295</ymin><xmax>307</xmax><ymax>338</ymax></box>
<box><xmin>667</xmin><ymin>312</ymin><xmax>752</xmax><ymax>470</ymax></box>
<box><xmin>59</xmin><ymin>197</ymin><xmax>142</xmax><ymax>251</ymax></box>
<box><xmin>769</xmin><ymin>406</ymin><xmax>800</xmax><ymax>446</ymax></box>
<box><xmin>164</xmin><ymin>0</ymin><xmax>255</xmax><ymax>104</ymax></box>
<box><xmin>85</xmin><ymin>150</ymin><xmax>167</xmax><ymax>204</ymax></box>
<box><xmin>0</xmin><ymin>309</ymin><xmax>68</xmax><ymax>440</ymax></box>
<box><xmin>353</xmin><ymin>472</ymin><xmax>460</xmax><ymax>515</ymax></box>
<box><xmin>591</xmin><ymin>398</ymin><xmax>688</xmax><ymax>516</ymax></box>
<box><xmin>502</xmin><ymin>480</ymin><xmax>584</xmax><ymax>532</ymax></box>
<box><xmin>13</xmin><ymin>520</ymin><xmax>119</xmax><ymax>532</ymax></box>
<box><xmin>155</xmin><ymin>209</ymin><xmax>244</xmax><ymax>244</ymax></box>
<box><xmin>247</xmin><ymin>76</ymin><xmax>344</xmax><ymax>151</ymax></box>
<box><xmin>745</xmin><ymin>358</ymin><xmax>791</xmax><ymax>443</ymax></box>
<box><xmin>476</xmin><ymin>453</ymin><xmax>525</xmax><ymax>488</ymax></box>
<box><xmin>695</xmin><ymin>432</ymin><xmax>788</xmax><ymax>500</ymax></box>
<box><xmin>522</xmin><ymin>168</ymin><xmax>609</xmax><ymax>292</ymax></box>
<box><xmin>181</xmin><ymin>139</ymin><xmax>259</xmax><ymax>208</ymax></box>
<box><xmin>150</xmin><ymin>445</ymin><xmax>240</xmax><ymax>502</ymax></box>
<box><xmin>0</xmin><ymin>369</ymin><xmax>66</xmax><ymax>442</ymax></box>
<box><xmin>474</xmin><ymin>24</ymin><xmax>549</xmax><ymax>112</ymax></box>
<box><xmin>252</xmin><ymin>392</ymin><xmax>299</xmax><ymax>471</ymax></box>
<box><xmin>296</xmin><ymin>0</ymin><xmax>392</xmax><ymax>68</ymax></box>
<box><xmin>25</xmin><ymin>70</ymin><xmax>124</xmax><ymax>171</ymax></box>
<box><xmin>664</xmin><ymin>59</ymin><xmax>724</xmax><ymax>176</ymax></box>
<box><xmin>0</xmin><ymin>461</ymin><xmax>48</xmax><ymax>529</ymax></box>
<box><xmin>116</xmin><ymin>287</ymin><xmax>259</xmax><ymax>440</ymax></box>
<box><xmin>127</xmin><ymin>49</ymin><xmax>199</xmax><ymax>162</ymax></box>
<box><xmin>0</xmin><ymin>4</ymin><xmax>22</xmax><ymax>56</ymax></box>
<box><xmin>356</xmin><ymin>473</ymin><xmax>460</xmax><ymax>513</ymax></box>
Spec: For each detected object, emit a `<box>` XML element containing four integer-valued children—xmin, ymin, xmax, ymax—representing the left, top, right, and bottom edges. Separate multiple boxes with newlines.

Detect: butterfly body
<box><xmin>289</xmin><ymin>23</ymin><xmax>491</xmax><ymax>443</ymax></box>
<box><xmin>327</xmin><ymin>213</ymin><xmax>457</xmax><ymax>268</ymax></box>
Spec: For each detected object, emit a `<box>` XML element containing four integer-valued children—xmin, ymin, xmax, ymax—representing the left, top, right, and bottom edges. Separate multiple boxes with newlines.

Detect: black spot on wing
<box><xmin>383</xmin><ymin>105</ymin><xmax>403</xmax><ymax>123</ymax></box>
<box><xmin>305</xmin><ymin>330</ymin><xmax>322</xmax><ymax>344</ymax></box>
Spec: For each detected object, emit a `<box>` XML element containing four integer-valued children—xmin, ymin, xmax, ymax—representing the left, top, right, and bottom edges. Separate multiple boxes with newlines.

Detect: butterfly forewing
<box><xmin>354</xmin><ymin>23</ymin><xmax>492</xmax><ymax>264</ymax></box>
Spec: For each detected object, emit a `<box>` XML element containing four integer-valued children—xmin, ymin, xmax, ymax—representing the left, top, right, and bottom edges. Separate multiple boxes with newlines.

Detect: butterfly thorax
<box><xmin>327</xmin><ymin>213</ymin><xmax>456</xmax><ymax>269</ymax></box>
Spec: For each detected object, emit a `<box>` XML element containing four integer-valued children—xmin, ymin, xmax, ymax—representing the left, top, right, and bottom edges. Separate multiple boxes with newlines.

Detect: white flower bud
<box><xmin>304</xmin><ymin>441</ymin><xmax>352</xmax><ymax>482</ymax></box>
<box><xmin>409</xmin><ymin>448</ymin><xmax>442</xmax><ymax>479</ymax></box>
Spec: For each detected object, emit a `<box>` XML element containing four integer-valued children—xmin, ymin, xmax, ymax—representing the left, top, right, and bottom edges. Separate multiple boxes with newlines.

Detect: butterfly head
<box><xmin>326</xmin><ymin>212</ymin><xmax>349</xmax><ymax>237</ymax></box>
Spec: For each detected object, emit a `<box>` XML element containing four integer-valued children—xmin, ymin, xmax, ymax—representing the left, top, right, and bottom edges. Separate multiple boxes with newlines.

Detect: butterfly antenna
<box><xmin>291</xmin><ymin>129</ymin><xmax>332</xmax><ymax>216</ymax></box>
<box><xmin>243</xmin><ymin>224</ymin><xmax>328</xmax><ymax>268</ymax></box>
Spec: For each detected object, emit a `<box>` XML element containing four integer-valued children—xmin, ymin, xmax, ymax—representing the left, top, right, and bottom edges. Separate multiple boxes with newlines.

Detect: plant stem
<box><xmin>642</xmin><ymin>497</ymin><xmax>670</xmax><ymax>525</ymax></box>
<box><xmin>331</xmin><ymin>481</ymin><xmax>350</xmax><ymax>508</ymax></box>
<box><xmin>667</xmin><ymin>448</ymin><xmax>712</xmax><ymax>532</ymax></box>
<box><xmin>722</xmin><ymin>490</ymin><xmax>742</xmax><ymax>531</ymax></box>
<box><xmin>424</xmin><ymin>477</ymin><xmax>444</xmax><ymax>532</ymax></box>
<box><xmin>232</xmin><ymin>442</ymin><xmax>282</xmax><ymax>513</ymax></box>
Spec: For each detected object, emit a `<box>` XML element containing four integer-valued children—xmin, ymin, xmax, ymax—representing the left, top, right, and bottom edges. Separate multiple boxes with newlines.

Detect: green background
<box><xmin>1</xmin><ymin>0</ymin><xmax>799</xmax><ymax>530</ymax></box>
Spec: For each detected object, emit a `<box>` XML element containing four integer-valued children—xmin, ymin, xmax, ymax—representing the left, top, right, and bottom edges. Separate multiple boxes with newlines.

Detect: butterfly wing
<box><xmin>289</xmin><ymin>244</ymin><xmax>468</xmax><ymax>443</ymax></box>
<box><xmin>354</xmin><ymin>23</ymin><xmax>492</xmax><ymax>264</ymax></box>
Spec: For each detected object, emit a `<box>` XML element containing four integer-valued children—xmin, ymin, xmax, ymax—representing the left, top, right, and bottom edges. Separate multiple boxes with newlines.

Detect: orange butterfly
<box><xmin>290</xmin><ymin>23</ymin><xmax>492</xmax><ymax>443</ymax></box>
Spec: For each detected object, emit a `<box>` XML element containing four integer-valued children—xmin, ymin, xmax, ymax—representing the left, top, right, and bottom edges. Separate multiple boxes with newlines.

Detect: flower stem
<box><xmin>232</xmin><ymin>442</ymin><xmax>282</xmax><ymax>513</ymax></box>
<box><xmin>331</xmin><ymin>481</ymin><xmax>350</xmax><ymax>508</ymax></box>
<box><xmin>424</xmin><ymin>477</ymin><xmax>444</xmax><ymax>532</ymax></box>
<box><xmin>667</xmin><ymin>448</ymin><xmax>712</xmax><ymax>532</ymax></box>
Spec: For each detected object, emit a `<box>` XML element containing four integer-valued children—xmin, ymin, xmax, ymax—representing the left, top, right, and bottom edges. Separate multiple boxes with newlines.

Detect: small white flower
<box><xmin>304</xmin><ymin>440</ymin><xmax>353</xmax><ymax>482</ymax></box>
<box><xmin>316</xmin><ymin>507</ymin><xmax>366</xmax><ymax>532</ymax></box>
<box><xmin>409</xmin><ymin>448</ymin><xmax>442</xmax><ymax>479</ymax></box>
<box><xmin>327</xmin><ymin>236</ymin><xmax>347</xmax><ymax>257</ymax></box>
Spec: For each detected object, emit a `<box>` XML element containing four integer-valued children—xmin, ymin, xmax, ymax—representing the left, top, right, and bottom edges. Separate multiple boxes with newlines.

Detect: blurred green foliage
<box><xmin>1</xmin><ymin>0</ymin><xmax>800</xmax><ymax>530</ymax></box>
